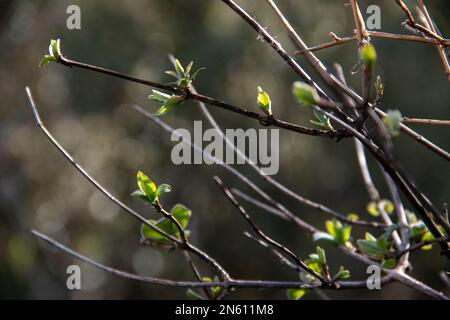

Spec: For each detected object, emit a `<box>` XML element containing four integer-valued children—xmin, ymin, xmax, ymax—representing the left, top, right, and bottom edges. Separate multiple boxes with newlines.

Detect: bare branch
<box><xmin>402</xmin><ymin>117</ymin><xmax>450</xmax><ymax>125</ymax></box>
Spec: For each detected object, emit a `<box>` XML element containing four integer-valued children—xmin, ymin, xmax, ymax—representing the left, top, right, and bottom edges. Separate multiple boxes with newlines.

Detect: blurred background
<box><xmin>0</xmin><ymin>0</ymin><xmax>449</xmax><ymax>299</ymax></box>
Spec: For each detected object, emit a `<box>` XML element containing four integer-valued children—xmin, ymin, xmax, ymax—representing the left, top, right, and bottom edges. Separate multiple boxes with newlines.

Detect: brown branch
<box><xmin>295</xmin><ymin>35</ymin><xmax>357</xmax><ymax>54</ymax></box>
<box><xmin>402</xmin><ymin>117</ymin><xmax>450</xmax><ymax>125</ymax></box>
<box><xmin>416</xmin><ymin>2</ymin><xmax>450</xmax><ymax>82</ymax></box>
<box><xmin>295</xmin><ymin>31</ymin><xmax>450</xmax><ymax>56</ymax></box>
<box><xmin>395</xmin><ymin>0</ymin><xmax>447</xmax><ymax>44</ymax></box>
<box><xmin>369</xmin><ymin>31</ymin><xmax>450</xmax><ymax>46</ymax></box>
<box><xmin>56</xmin><ymin>55</ymin><xmax>348</xmax><ymax>139</ymax></box>
<box><xmin>350</xmin><ymin>0</ymin><xmax>370</xmax><ymax>44</ymax></box>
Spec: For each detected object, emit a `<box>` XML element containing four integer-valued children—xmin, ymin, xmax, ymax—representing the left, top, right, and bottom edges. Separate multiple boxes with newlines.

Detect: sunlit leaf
<box><xmin>137</xmin><ymin>171</ymin><xmax>157</xmax><ymax>203</ymax></box>
<box><xmin>287</xmin><ymin>288</ymin><xmax>307</xmax><ymax>300</ymax></box>
<box><xmin>383</xmin><ymin>109</ymin><xmax>402</xmax><ymax>137</ymax></box>
<box><xmin>292</xmin><ymin>82</ymin><xmax>319</xmax><ymax>106</ymax></box>
<box><xmin>360</xmin><ymin>44</ymin><xmax>377</xmax><ymax>68</ymax></box>
<box><xmin>257</xmin><ymin>86</ymin><xmax>272</xmax><ymax>115</ymax></box>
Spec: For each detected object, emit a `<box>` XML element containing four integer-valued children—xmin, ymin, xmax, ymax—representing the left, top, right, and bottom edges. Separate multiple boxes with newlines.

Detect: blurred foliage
<box><xmin>0</xmin><ymin>0</ymin><xmax>449</xmax><ymax>299</ymax></box>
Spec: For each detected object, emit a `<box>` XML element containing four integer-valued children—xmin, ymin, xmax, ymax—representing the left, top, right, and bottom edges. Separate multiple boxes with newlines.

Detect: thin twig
<box><xmin>369</xmin><ymin>31</ymin><xmax>450</xmax><ymax>46</ymax></box>
<box><xmin>402</xmin><ymin>117</ymin><xmax>450</xmax><ymax>125</ymax></box>
<box><xmin>416</xmin><ymin>2</ymin><xmax>450</xmax><ymax>82</ymax></box>
<box><xmin>382</xmin><ymin>171</ymin><xmax>410</xmax><ymax>270</ymax></box>
<box><xmin>354</xmin><ymin>140</ymin><xmax>380</xmax><ymax>202</ymax></box>
<box><xmin>295</xmin><ymin>35</ymin><xmax>357</xmax><ymax>54</ymax></box>
<box><xmin>214</xmin><ymin>176</ymin><xmax>326</xmax><ymax>284</ymax></box>
<box><xmin>295</xmin><ymin>31</ymin><xmax>450</xmax><ymax>55</ymax></box>
<box><xmin>350</xmin><ymin>0</ymin><xmax>369</xmax><ymax>45</ymax></box>
<box><xmin>439</xmin><ymin>271</ymin><xmax>450</xmax><ymax>288</ymax></box>
<box><xmin>182</xmin><ymin>251</ymin><xmax>213</xmax><ymax>299</ymax></box>
<box><xmin>395</xmin><ymin>0</ymin><xmax>447</xmax><ymax>44</ymax></box>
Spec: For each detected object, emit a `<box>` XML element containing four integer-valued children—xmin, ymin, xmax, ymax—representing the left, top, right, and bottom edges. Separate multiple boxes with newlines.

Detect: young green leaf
<box><xmin>185</xmin><ymin>61</ymin><xmax>194</xmax><ymax>76</ymax></box>
<box><xmin>383</xmin><ymin>109</ymin><xmax>402</xmax><ymax>137</ymax></box>
<box><xmin>375</xmin><ymin>75</ymin><xmax>384</xmax><ymax>97</ymax></box>
<box><xmin>39</xmin><ymin>39</ymin><xmax>62</xmax><ymax>68</ymax></box>
<box><xmin>323</xmin><ymin>219</ymin><xmax>351</xmax><ymax>246</ymax></box>
<box><xmin>364</xmin><ymin>232</ymin><xmax>377</xmax><ymax>241</ymax></box>
<box><xmin>137</xmin><ymin>171</ymin><xmax>157</xmax><ymax>203</ymax></box>
<box><xmin>155</xmin><ymin>184</ymin><xmax>171</xmax><ymax>199</ymax></box>
<box><xmin>367</xmin><ymin>201</ymin><xmax>380</xmax><ymax>216</ymax></box>
<box><xmin>287</xmin><ymin>288</ymin><xmax>307</xmax><ymax>300</ymax></box>
<box><xmin>141</xmin><ymin>219</ymin><xmax>174</xmax><ymax>242</ymax></box>
<box><xmin>310</xmin><ymin>110</ymin><xmax>332</xmax><ymax>130</ymax></box>
<box><xmin>140</xmin><ymin>204</ymin><xmax>192</xmax><ymax>242</ymax></box>
<box><xmin>141</xmin><ymin>219</ymin><xmax>168</xmax><ymax>242</ymax></box>
<box><xmin>186</xmin><ymin>289</ymin><xmax>204</xmax><ymax>300</ymax></box>
<box><xmin>38</xmin><ymin>55</ymin><xmax>56</xmax><ymax>68</ymax></box>
<box><xmin>150</xmin><ymin>94</ymin><xmax>185</xmax><ymax>117</ymax></box>
<box><xmin>360</xmin><ymin>44</ymin><xmax>377</xmax><ymax>68</ymax></box>
<box><xmin>256</xmin><ymin>86</ymin><xmax>272</xmax><ymax>116</ymax></box>
<box><xmin>377</xmin><ymin>225</ymin><xmax>396</xmax><ymax>250</ymax></box>
<box><xmin>381</xmin><ymin>258</ymin><xmax>396</xmax><ymax>269</ymax></box>
<box><xmin>357</xmin><ymin>239</ymin><xmax>387</xmax><ymax>260</ymax></box>
<box><xmin>312</xmin><ymin>231</ymin><xmax>336</xmax><ymax>243</ymax></box>
<box><xmin>316</xmin><ymin>246</ymin><xmax>326</xmax><ymax>265</ymax></box>
<box><xmin>174</xmin><ymin>59</ymin><xmax>185</xmax><ymax>77</ymax></box>
<box><xmin>167</xmin><ymin>57</ymin><xmax>206</xmax><ymax>88</ymax></box>
<box><xmin>165</xmin><ymin>70</ymin><xmax>179</xmax><ymax>79</ymax></box>
<box><xmin>190</xmin><ymin>67</ymin><xmax>206</xmax><ymax>82</ymax></box>
<box><xmin>421</xmin><ymin>231</ymin><xmax>434</xmax><ymax>250</ymax></box>
<box><xmin>336</xmin><ymin>266</ymin><xmax>351</xmax><ymax>280</ymax></box>
<box><xmin>148</xmin><ymin>90</ymin><xmax>172</xmax><ymax>104</ymax></box>
<box><xmin>292</xmin><ymin>82</ymin><xmax>319</xmax><ymax>106</ymax></box>
<box><xmin>130</xmin><ymin>190</ymin><xmax>148</xmax><ymax>201</ymax></box>
<box><xmin>171</xmin><ymin>204</ymin><xmax>192</xmax><ymax>229</ymax></box>
<box><xmin>325</xmin><ymin>219</ymin><xmax>338</xmax><ymax>238</ymax></box>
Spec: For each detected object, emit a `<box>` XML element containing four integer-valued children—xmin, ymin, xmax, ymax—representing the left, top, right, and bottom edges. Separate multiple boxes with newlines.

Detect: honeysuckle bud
<box><xmin>360</xmin><ymin>44</ymin><xmax>377</xmax><ymax>68</ymax></box>
<box><xmin>292</xmin><ymin>82</ymin><xmax>319</xmax><ymax>106</ymax></box>
<box><xmin>39</xmin><ymin>39</ymin><xmax>62</xmax><ymax>68</ymax></box>
<box><xmin>256</xmin><ymin>86</ymin><xmax>272</xmax><ymax>116</ymax></box>
<box><xmin>383</xmin><ymin>109</ymin><xmax>402</xmax><ymax>137</ymax></box>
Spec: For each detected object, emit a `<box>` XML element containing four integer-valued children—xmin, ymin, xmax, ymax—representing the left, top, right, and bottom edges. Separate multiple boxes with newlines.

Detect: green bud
<box><xmin>256</xmin><ymin>86</ymin><xmax>272</xmax><ymax>115</ymax></box>
<box><xmin>360</xmin><ymin>44</ymin><xmax>377</xmax><ymax>68</ymax></box>
<box><xmin>383</xmin><ymin>109</ymin><xmax>402</xmax><ymax>137</ymax></box>
<box><xmin>292</xmin><ymin>82</ymin><xmax>319</xmax><ymax>106</ymax></box>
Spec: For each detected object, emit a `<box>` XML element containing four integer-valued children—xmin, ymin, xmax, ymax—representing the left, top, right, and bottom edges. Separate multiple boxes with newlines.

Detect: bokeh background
<box><xmin>0</xmin><ymin>0</ymin><xmax>449</xmax><ymax>299</ymax></box>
